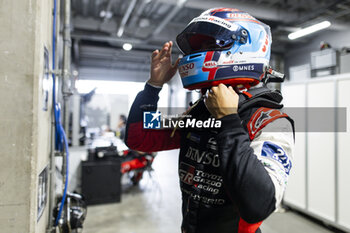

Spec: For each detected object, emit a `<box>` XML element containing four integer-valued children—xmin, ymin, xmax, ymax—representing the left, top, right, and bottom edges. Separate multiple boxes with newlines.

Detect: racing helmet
<box><xmin>176</xmin><ymin>8</ymin><xmax>272</xmax><ymax>90</ymax></box>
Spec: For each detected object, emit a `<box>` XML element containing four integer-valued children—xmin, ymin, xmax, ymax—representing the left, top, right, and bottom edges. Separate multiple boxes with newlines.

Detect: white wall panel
<box><xmin>281</xmin><ymin>75</ymin><xmax>350</xmax><ymax>232</ymax></box>
<box><xmin>337</xmin><ymin>79</ymin><xmax>350</xmax><ymax>229</ymax></box>
<box><xmin>307</xmin><ymin>81</ymin><xmax>335</xmax><ymax>221</ymax></box>
<box><xmin>282</xmin><ymin>83</ymin><xmax>306</xmax><ymax>209</ymax></box>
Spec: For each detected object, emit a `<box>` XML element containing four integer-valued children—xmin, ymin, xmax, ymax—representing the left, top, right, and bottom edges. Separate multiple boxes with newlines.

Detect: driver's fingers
<box><xmin>211</xmin><ymin>86</ymin><xmax>218</xmax><ymax>93</ymax></box>
<box><xmin>159</xmin><ymin>42</ymin><xmax>169</xmax><ymax>58</ymax></box>
<box><xmin>218</xmin><ymin>83</ymin><xmax>227</xmax><ymax>90</ymax></box>
<box><xmin>151</xmin><ymin>50</ymin><xmax>159</xmax><ymax>59</ymax></box>
<box><xmin>228</xmin><ymin>86</ymin><xmax>236</xmax><ymax>95</ymax></box>
<box><xmin>167</xmin><ymin>41</ymin><xmax>173</xmax><ymax>57</ymax></box>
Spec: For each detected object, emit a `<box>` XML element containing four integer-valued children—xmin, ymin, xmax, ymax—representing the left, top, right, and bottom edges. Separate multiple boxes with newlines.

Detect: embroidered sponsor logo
<box><xmin>247</xmin><ymin>107</ymin><xmax>287</xmax><ymax>139</ymax></box>
<box><xmin>185</xmin><ymin>146</ymin><xmax>220</xmax><ymax>167</ymax></box>
<box><xmin>206</xmin><ymin>137</ymin><xmax>217</xmax><ymax>151</ymax></box>
<box><xmin>180</xmin><ymin>189</ymin><xmax>225</xmax><ymax>205</ymax></box>
<box><xmin>191</xmin><ymin>194</ymin><xmax>225</xmax><ymax>205</ymax></box>
<box><xmin>187</xmin><ymin>132</ymin><xmax>201</xmax><ymax>143</ymax></box>
<box><xmin>193</xmin><ymin>170</ymin><xmax>223</xmax><ymax>194</ymax></box>
<box><xmin>261</xmin><ymin>141</ymin><xmax>292</xmax><ymax>175</ymax></box>
<box><xmin>255</xmin><ymin>109</ymin><xmax>274</xmax><ymax>129</ymax></box>
<box><xmin>179</xmin><ymin>162</ymin><xmax>196</xmax><ymax>185</ymax></box>
<box><xmin>180</xmin><ymin>164</ymin><xmax>223</xmax><ymax>194</ymax></box>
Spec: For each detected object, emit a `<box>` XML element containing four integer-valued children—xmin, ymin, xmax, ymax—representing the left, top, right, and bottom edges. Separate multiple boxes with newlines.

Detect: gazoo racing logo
<box><xmin>203</xmin><ymin>61</ymin><xmax>218</xmax><ymax>69</ymax></box>
<box><xmin>233</xmin><ymin>64</ymin><xmax>255</xmax><ymax>72</ymax></box>
<box><xmin>179</xmin><ymin>162</ymin><xmax>195</xmax><ymax>185</ymax></box>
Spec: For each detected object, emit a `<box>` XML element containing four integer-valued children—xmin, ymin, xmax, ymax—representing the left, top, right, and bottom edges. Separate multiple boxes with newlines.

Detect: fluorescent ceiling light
<box><xmin>99</xmin><ymin>10</ymin><xmax>113</xmax><ymax>19</ymax></box>
<box><xmin>288</xmin><ymin>21</ymin><xmax>331</xmax><ymax>40</ymax></box>
<box><xmin>123</xmin><ymin>43</ymin><xmax>133</xmax><ymax>51</ymax></box>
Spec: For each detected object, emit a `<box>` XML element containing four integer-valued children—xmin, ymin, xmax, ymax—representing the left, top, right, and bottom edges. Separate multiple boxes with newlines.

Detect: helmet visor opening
<box><xmin>189</xmin><ymin>34</ymin><xmax>216</xmax><ymax>51</ymax></box>
<box><xmin>176</xmin><ymin>21</ymin><xmax>240</xmax><ymax>55</ymax></box>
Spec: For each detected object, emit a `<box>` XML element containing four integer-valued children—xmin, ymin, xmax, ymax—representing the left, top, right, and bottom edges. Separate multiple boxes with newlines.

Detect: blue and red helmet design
<box><xmin>176</xmin><ymin>8</ymin><xmax>272</xmax><ymax>90</ymax></box>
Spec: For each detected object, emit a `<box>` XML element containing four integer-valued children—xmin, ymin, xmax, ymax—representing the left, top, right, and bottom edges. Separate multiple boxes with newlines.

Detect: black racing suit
<box><xmin>125</xmin><ymin>83</ymin><xmax>294</xmax><ymax>233</ymax></box>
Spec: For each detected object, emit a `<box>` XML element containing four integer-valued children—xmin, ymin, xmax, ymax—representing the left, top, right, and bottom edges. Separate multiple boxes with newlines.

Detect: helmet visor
<box><xmin>176</xmin><ymin>20</ymin><xmax>243</xmax><ymax>55</ymax></box>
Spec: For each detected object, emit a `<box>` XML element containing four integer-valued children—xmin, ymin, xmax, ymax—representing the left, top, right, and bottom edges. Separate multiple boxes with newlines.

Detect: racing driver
<box><xmin>125</xmin><ymin>8</ymin><xmax>295</xmax><ymax>233</ymax></box>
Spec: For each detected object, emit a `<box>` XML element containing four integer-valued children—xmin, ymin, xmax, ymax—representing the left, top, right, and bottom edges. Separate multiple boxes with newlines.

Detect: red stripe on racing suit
<box><xmin>238</xmin><ymin>218</ymin><xmax>262</xmax><ymax>233</ymax></box>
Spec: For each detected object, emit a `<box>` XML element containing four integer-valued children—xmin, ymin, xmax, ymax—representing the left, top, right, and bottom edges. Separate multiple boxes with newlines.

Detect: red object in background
<box><xmin>121</xmin><ymin>156</ymin><xmax>148</xmax><ymax>174</ymax></box>
<box><xmin>120</xmin><ymin>151</ymin><xmax>155</xmax><ymax>185</ymax></box>
<box><xmin>121</xmin><ymin>150</ymin><xmax>154</xmax><ymax>173</ymax></box>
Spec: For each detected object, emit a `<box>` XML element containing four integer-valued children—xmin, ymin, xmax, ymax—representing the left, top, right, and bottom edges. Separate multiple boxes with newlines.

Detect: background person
<box><xmin>117</xmin><ymin>114</ymin><xmax>127</xmax><ymax>140</ymax></box>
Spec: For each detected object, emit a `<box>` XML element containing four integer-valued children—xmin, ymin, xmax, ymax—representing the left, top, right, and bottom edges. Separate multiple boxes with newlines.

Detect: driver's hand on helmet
<box><xmin>147</xmin><ymin>41</ymin><xmax>181</xmax><ymax>87</ymax></box>
<box><xmin>205</xmin><ymin>84</ymin><xmax>239</xmax><ymax>119</ymax></box>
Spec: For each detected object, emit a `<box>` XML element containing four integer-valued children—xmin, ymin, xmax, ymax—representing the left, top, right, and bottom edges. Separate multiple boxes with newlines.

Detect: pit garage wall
<box><xmin>282</xmin><ymin>73</ymin><xmax>350</xmax><ymax>232</ymax></box>
<box><xmin>0</xmin><ymin>0</ymin><xmax>57</xmax><ymax>232</ymax></box>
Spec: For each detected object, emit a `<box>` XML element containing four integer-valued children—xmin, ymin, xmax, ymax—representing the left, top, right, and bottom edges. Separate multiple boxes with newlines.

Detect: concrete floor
<box><xmin>82</xmin><ymin>149</ymin><xmax>335</xmax><ymax>233</ymax></box>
